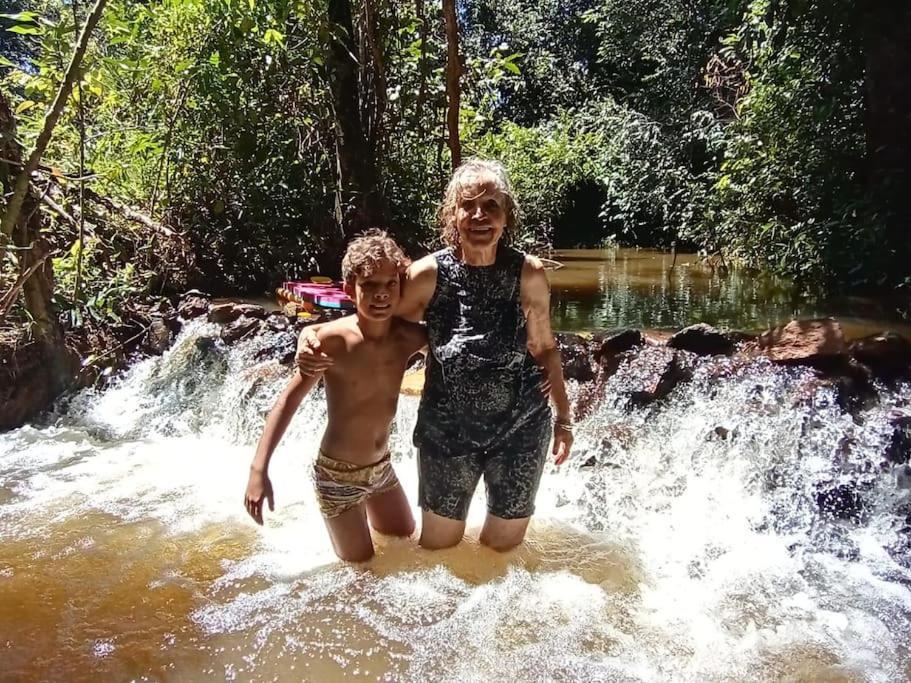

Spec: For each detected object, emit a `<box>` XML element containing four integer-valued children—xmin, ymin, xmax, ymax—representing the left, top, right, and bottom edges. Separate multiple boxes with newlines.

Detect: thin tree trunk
<box><xmin>0</xmin><ymin>0</ymin><xmax>107</xmax><ymax>241</ymax></box>
<box><xmin>71</xmin><ymin>0</ymin><xmax>88</xmax><ymax>304</ymax></box>
<box><xmin>414</xmin><ymin>0</ymin><xmax>429</xmax><ymax>131</ymax></box>
<box><xmin>442</xmin><ymin>0</ymin><xmax>461</xmax><ymax>169</ymax></box>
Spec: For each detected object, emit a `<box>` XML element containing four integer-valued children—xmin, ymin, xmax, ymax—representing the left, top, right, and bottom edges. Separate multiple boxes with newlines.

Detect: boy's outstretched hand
<box><xmin>296</xmin><ymin>327</ymin><xmax>333</xmax><ymax>376</ymax></box>
<box><xmin>244</xmin><ymin>469</ymin><xmax>274</xmax><ymax>525</ymax></box>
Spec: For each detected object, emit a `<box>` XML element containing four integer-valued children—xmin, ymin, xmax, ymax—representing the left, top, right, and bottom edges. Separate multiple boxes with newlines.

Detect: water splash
<box><xmin>1</xmin><ymin>322</ymin><xmax>910</xmax><ymax>681</ymax></box>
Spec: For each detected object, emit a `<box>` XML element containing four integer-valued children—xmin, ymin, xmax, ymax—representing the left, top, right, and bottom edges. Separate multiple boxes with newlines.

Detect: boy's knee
<box><xmin>418</xmin><ymin>532</ymin><xmax>462</xmax><ymax>550</ymax></box>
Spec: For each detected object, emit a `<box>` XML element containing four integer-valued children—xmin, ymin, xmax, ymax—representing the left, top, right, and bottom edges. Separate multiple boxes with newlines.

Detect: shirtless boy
<box><xmin>244</xmin><ymin>231</ymin><xmax>426</xmax><ymax>562</ymax></box>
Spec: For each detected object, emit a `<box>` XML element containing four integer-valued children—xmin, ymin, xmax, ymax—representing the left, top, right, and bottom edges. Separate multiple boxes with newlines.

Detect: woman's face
<box><xmin>454</xmin><ymin>174</ymin><xmax>507</xmax><ymax>251</ymax></box>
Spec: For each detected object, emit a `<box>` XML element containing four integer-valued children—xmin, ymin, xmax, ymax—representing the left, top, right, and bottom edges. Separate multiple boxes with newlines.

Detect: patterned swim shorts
<box><xmin>312</xmin><ymin>450</ymin><xmax>401</xmax><ymax>518</ymax></box>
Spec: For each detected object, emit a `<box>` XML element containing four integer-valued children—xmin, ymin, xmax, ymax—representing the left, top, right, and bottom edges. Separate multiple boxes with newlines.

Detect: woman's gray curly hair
<box><xmin>437</xmin><ymin>158</ymin><xmax>521</xmax><ymax>248</ymax></box>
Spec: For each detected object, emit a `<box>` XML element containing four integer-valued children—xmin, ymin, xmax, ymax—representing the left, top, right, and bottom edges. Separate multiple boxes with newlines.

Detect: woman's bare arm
<box><xmin>397</xmin><ymin>255</ymin><xmax>438</xmax><ymax>323</ymax></box>
<box><xmin>521</xmin><ymin>256</ymin><xmax>573</xmax><ymax>465</ymax></box>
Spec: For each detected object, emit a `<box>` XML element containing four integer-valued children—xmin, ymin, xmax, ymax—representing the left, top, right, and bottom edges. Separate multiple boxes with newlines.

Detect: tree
<box><xmin>326</xmin><ymin>0</ymin><xmax>389</xmax><ymax>236</ymax></box>
<box><xmin>442</xmin><ymin>0</ymin><xmax>462</xmax><ymax>168</ymax></box>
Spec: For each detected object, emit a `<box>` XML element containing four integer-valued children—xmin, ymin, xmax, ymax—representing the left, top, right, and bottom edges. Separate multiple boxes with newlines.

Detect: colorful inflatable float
<box><xmin>276</xmin><ymin>276</ymin><xmax>355</xmax><ymax>313</ymax></box>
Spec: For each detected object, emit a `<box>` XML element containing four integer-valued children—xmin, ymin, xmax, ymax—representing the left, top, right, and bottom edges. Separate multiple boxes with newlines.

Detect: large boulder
<box><xmin>177</xmin><ymin>290</ymin><xmax>210</xmax><ymax>320</ymax></box>
<box><xmin>850</xmin><ymin>331</ymin><xmax>911</xmax><ymax>380</ymax></box>
<box><xmin>611</xmin><ymin>346</ymin><xmax>689</xmax><ymax>406</ymax></box>
<box><xmin>667</xmin><ymin>323</ymin><xmax>734</xmax><ymax>356</ymax></box>
<box><xmin>556</xmin><ymin>332</ymin><xmax>595</xmax><ymax>382</ymax></box>
<box><xmin>758</xmin><ymin>319</ymin><xmax>847</xmax><ymax>366</ymax></box>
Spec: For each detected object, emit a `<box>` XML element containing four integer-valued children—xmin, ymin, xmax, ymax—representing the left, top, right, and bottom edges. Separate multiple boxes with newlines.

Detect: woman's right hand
<box><xmin>296</xmin><ymin>325</ymin><xmax>333</xmax><ymax>376</ymax></box>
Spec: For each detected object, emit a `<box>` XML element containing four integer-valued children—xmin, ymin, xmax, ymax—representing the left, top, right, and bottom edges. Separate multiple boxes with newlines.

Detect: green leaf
<box><xmin>503</xmin><ymin>61</ymin><xmax>520</xmax><ymax>75</ymax></box>
<box><xmin>15</xmin><ymin>99</ymin><xmax>36</xmax><ymax>114</ymax></box>
<box><xmin>0</xmin><ymin>11</ymin><xmax>40</xmax><ymax>22</ymax></box>
<box><xmin>0</xmin><ymin>55</ymin><xmax>15</xmax><ymax>68</ymax></box>
<box><xmin>263</xmin><ymin>28</ymin><xmax>285</xmax><ymax>46</ymax></box>
<box><xmin>208</xmin><ymin>51</ymin><xmax>220</xmax><ymax>67</ymax></box>
<box><xmin>7</xmin><ymin>24</ymin><xmax>42</xmax><ymax>35</ymax></box>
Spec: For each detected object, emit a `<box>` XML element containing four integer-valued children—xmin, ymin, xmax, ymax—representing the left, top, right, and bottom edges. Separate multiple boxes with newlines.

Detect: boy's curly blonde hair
<box><xmin>438</xmin><ymin>158</ymin><xmax>521</xmax><ymax>248</ymax></box>
<box><xmin>341</xmin><ymin>229</ymin><xmax>411</xmax><ymax>285</ymax></box>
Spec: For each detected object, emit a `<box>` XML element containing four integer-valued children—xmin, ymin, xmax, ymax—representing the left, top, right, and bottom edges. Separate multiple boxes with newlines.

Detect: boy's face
<box><xmin>345</xmin><ymin>260</ymin><xmax>401</xmax><ymax>321</ymax></box>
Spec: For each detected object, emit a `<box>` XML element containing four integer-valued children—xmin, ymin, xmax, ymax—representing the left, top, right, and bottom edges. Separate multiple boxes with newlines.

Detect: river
<box><xmin>2</xmin><ymin>249</ymin><xmax>911</xmax><ymax>681</ymax></box>
<box><xmin>2</xmin><ymin>314</ymin><xmax>910</xmax><ymax>680</ymax></box>
<box><xmin>548</xmin><ymin>249</ymin><xmax>911</xmax><ymax>338</ymax></box>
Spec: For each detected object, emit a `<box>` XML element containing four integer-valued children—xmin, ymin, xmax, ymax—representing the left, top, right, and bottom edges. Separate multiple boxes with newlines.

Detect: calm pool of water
<box><xmin>548</xmin><ymin>248</ymin><xmax>911</xmax><ymax>337</ymax></box>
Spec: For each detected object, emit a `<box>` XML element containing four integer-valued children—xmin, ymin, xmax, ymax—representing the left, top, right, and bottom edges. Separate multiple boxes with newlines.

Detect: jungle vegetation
<box><xmin>1</xmin><ymin>0</ymin><xmax>909</xmax><ymax>358</ymax></box>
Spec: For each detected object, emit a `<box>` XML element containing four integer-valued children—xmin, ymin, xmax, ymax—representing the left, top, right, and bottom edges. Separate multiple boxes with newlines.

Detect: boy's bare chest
<box><xmin>333</xmin><ymin>343</ymin><xmax>407</xmax><ymax>390</ymax></box>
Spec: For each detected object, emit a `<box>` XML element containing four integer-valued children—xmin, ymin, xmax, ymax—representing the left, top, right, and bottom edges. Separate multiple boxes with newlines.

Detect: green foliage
<box><xmin>696</xmin><ymin>0</ymin><xmax>883</xmax><ymax>286</ymax></box>
<box><xmin>2</xmin><ymin>0</ymin><xmax>907</xmax><ymax>309</ymax></box>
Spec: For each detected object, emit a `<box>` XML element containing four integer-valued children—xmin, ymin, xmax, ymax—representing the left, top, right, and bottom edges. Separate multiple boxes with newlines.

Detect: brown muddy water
<box><xmin>2</xmin><ymin>251</ymin><xmax>911</xmax><ymax>681</ymax></box>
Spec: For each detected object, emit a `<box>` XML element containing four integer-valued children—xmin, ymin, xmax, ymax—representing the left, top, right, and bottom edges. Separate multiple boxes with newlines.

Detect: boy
<box><xmin>244</xmin><ymin>231</ymin><xmax>426</xmax><ymax>562</ymax></box>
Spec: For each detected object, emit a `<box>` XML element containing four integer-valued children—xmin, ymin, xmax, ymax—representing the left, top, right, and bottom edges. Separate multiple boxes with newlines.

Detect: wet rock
<box><xmin>850</xmin><ymin>331</ymin><xmax>911</xmax><ymax>380</ymax></box>
<box><xmin>235</xmin><ymin>303</ymin><xmax>266</xmax><ymax>320</ymax></box>
<box><xmin>667</xmin><ymin>323</ymin><xmax>734</xmax><ymax>356</ymax></box>
<box><xmin>758</xmin><ymin>318</ymin><xmax>847</xmax><ymax>366</ymax></box>
<box><xmin>808</xmin><ymin>358</ymin><xmax>877</xmax><ymax>414</ymax></box>
<box><xmin>177</xmin><ymin>290</ymin><xmax>210</xmax><ymax>320</ymax></box>
<box><xmin>221</xmin><ymin>316</ymin><xmax>261</xmax><ymax>345</ymax></box>
<box><xmin>814</xmin><ymin>482</ymin><xmax>866</xmax><ymax>522</ymax></box>
<box><xmin>142</xmin><ymin>319</ymin><xmax>173</xmax><ymax>355</ymax></box>
<box><xmin>557</xmin><ymin>333</ymin><xmax>595</xmax><ymax>382</ymax></box>
<box><xmin>207</xmin><ymin>303</ymin><xmax>243</xmax><ymax>324</ymax></box>
<box><xmin>894</xmin><ymin>464</ymin><xmax>911</xmax><ymax>489</ymax></box>
<box><xmin>886</xmin><ymin>408</ymin><xmax>911</xmax><ymax>465</ymax></box>
<box><xmin>194</xmin><ymin>335</ymin><xmax>218</xmax><ymax>352</ymax></box>
<box><xmin>265</xmin><ymin>313</ymin><xmax>292</xmax><ymax>332</ymax></box>
<box><xmin>612</xmin><ymin>346</ymin><xmax>690</xmax><ymax>406</ymax></box>
<box><xmin>253</xmin><ymin>331</ymin><xmax>297</xmax><ymax>365</ymax></box>
<box><xmin>708</xmin><ymin>426</ymin><xmax>731</xmax><ymax>441</ymax></box>
<box><xmin>593</xmin><ymin>329</ymin><xmax>644</xmax><ymax>361</ymax></box>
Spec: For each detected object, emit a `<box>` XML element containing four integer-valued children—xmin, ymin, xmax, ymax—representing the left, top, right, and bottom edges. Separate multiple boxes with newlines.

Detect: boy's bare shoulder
<box><xmin>315</xmin><ymin>318</ymin><xmax>359</xmax><ymax>357</ymax></box>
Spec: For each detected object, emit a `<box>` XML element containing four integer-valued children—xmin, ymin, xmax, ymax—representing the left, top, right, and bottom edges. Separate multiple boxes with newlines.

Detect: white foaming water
<box><xmin>2</xmin><ymin>322</ymin><xmax>910</xmax><ymax>681</ymax></box>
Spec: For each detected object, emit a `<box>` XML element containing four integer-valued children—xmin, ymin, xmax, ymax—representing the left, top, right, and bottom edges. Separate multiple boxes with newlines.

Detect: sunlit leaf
<box><xmin>15</xmin><ymin>99</ymin><xmax>36</xmax><ymax>114</ymax></box>
<box><xmin>7</xmin><ymin>24</ymin><xmax>42</xmax><ymax>35</ymax></box>
<box><xmin>0</xmin><ymin>11</ymin><xmax>40</xmax><ymax>22</ymax></box>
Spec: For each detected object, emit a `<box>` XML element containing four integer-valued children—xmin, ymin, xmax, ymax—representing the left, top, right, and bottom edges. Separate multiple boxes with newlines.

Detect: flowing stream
<box><xmin>2</xmin><ymin>320</ymin><xmax>911</xmax><ymax>681</ymax></box>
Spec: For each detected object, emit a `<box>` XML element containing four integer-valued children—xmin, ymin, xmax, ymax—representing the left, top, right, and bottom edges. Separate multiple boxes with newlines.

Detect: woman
<box><xmin>298</xmin><ymin>159</ymin><xmax>572</xmax><ymax>551</ymax></box>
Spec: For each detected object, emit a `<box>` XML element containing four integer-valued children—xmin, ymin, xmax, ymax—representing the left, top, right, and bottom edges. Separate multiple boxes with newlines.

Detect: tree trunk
<box><xmin>326</xmin><ymin>0</ymin><xmax>388</xmax><ymax>237</ymax></box>
<box><xmin>0</xmin><ymin>92</ymin><xmax>70</xmax><ymax>406</ymax></box>
<box><xmin>863</xmin><ymin>1</ymin><xmax>911</xmax><ymax>277</ymax></box>
<box><xmin>0</xmin><ymin>0</ymin><xmax>107</xmax><ymax>241</ymax></box>
<box><xmin>442</xmin><ymin>0</ymin><xmax>461</xmax><ymax>169</ymax></box>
